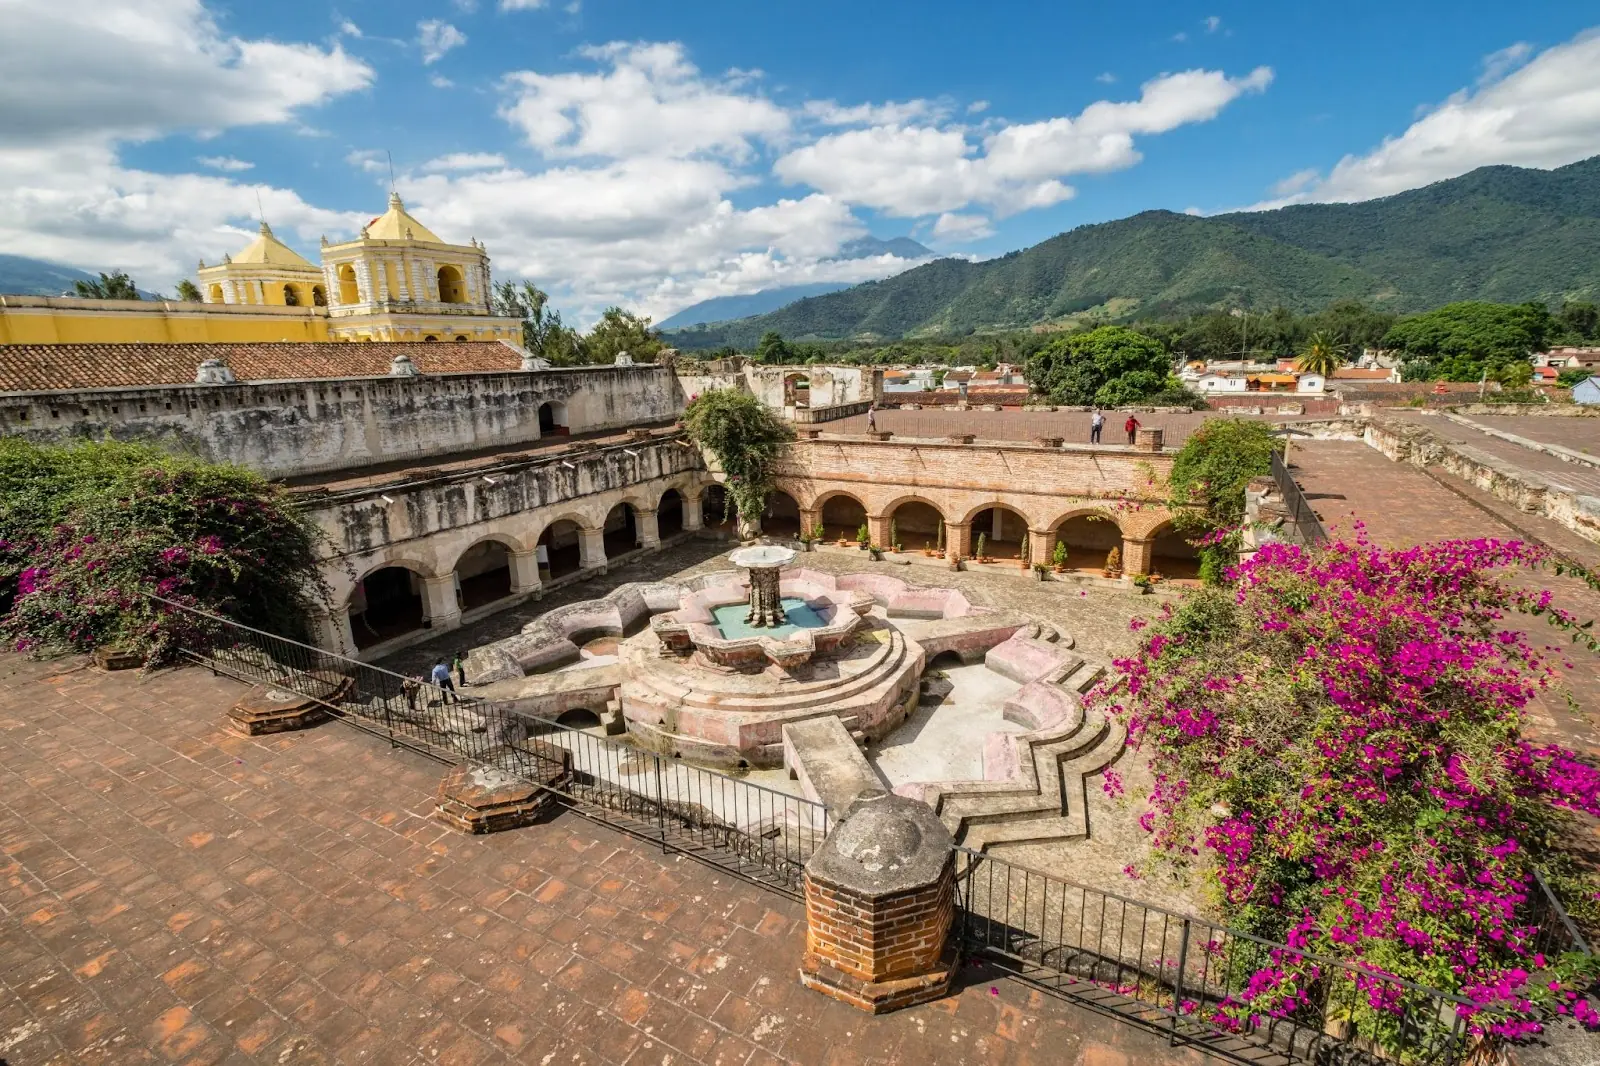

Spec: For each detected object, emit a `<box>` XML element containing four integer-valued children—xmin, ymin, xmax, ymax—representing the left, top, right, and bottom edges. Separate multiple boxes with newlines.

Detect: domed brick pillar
<box><xmin>799</xmin><ymin>789</ymin><xmax>957</xmax><ymax>1013</ymax></box>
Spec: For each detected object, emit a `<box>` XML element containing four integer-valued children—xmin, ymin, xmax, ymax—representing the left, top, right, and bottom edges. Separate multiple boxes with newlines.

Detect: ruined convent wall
<box><xmin>0</xmin><ymin>365</ymin><xmax>677</xmax><ymax>480</ymax></box>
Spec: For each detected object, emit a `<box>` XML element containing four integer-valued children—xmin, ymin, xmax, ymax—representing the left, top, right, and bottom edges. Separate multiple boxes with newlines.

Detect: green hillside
<box><xmin>669</xmin><ymin>156</ymin><xmax>1600</xmax><ymax>349</ymax></box>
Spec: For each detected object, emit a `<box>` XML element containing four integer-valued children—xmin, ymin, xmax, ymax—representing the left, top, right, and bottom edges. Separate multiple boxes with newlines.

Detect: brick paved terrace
<box><xmin>0</xmin><ymin>653</ymin><xmax>1215</xmax><ymax>1065</ymax></box>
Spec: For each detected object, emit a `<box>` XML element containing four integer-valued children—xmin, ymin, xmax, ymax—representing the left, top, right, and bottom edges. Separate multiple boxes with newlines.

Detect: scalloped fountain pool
<box><xmin>709</xmin><ymin>597</ymin><xmax>828</xmax><ymax>641</ymax></box>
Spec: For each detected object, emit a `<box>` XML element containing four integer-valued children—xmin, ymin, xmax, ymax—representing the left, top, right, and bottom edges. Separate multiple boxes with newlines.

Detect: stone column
<box><xmin>1030</xmin><ymin>528</ymin><xmax>1056</xmax><ymax>567</ymax></box>
<box><xmin>1135</xmin><ymin>427</ymin><xmax>1165</xmax><ymax>453</ymax></box>
<box><xmin>868</xmin><ymin>515</ymin><xmax>892</xmax><ymax>550</ymax></box>
<box><xmin>578</xmin><ymin>527</ymin><xmax>607</xmax><ymax>571</ymax></box>
<box><xmin>421</xmin><ymin>574</ymin><xmax>462</xmax><ymax>631</ymax></box>
<box><xmin>798</xmin><ymin>508</ymin><xmax>820</xmax><ymax>541</ymax></box>
<box><xmin>508</xmin><ymin>550</ymin><xmax>541</xmax><ymax>597</ymax></box>
<box><xmin>312</xmin><ymin>608</ymin><xmax>355</xmax><ymax>657</ymax></box>
<box><xmin>800</xmin><ymin>790</ymin><xmax>956</xmax><ymax>1013</ymax></box>
<box><xmin>636</xmin><ymin>508</ymin><xmax>661</xmax><ymax>550</ymax></box>
<box><xmin>1122</xmin><ymin>537</ymin><xmax>1154</xmax><ymax>576</ymax></box>
<box><xmin>683</xmin><ymin>493</ymin><xmax>705</xmax><ymax>531</ymax></box>
<box><xmin>946</xmin><ymin>522</ymin><xmax>971</xmax><ymax>562</ymax></box>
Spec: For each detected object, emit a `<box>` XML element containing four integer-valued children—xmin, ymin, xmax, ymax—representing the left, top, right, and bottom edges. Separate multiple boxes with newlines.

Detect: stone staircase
<box><xmin>894</xmin><ymin>647</ymin><xmax>1125</xmax><ymax>850</ymax></box>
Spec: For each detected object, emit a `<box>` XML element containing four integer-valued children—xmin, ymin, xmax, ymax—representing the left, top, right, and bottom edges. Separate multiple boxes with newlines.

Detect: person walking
<box><xmin>866</xmin><ymin>404</ymin><xmax>877</xmax><ymax>432</ymax></box>
<box><xmin>451</xmin><ymin>650</ymin><xmax>468</xmax><ymax>688</ymax></box>
<box><xmin>1089</xmin><ymin>409</ymin><xmax>1104</xmax><ymax>444</ymax></box>
<box><xmin>402</xmin><ymin>673</ymin><xmax>421</xmax><ymax>711</ymax></box>
<box><xmin>1124</xmin><ymin>413</ymin><xmax>1141</xmax><ymax>445</ymax></box>
<box><xmin>430</xmin><ymin>659</ymin><xmax>456</xmax><ymax>704</ymax></box>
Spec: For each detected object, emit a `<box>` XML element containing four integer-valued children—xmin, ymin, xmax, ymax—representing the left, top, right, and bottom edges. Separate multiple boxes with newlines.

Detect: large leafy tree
<box><xmin>72</xmin><ymin>271</ymin><xmax>140</xmax><ymax>300</ymax></box>
<box><xmin>680</xmin><ymin>390</ymin><xmax>793</xmax><ymax>532</ymax></box>
<box><xmin>492</xmin><ymin>280</ymin><xmax>582</xmax><ymax>365</ymax></box>
<box><xmin>174</xmin><ymin>279</ymin><xmax>203</xmax><ymax>302</ymax></box>
<box><xmin>1294</xmin><ymin>330</ymin><xmax>1349</xmax><ymax>377</ymax></box>
<box><xmin>1168</xmin><ymin>418</ymin><xmax>1279</xmax><ymax>528</ymax></box>
<box><xmin>1024</xmin><ymin>325</ymin><xmax>1172</xmax><ymax>406</ymax></box>
<box><xmin>1382</xmin><ymin>301</ymin><xmax>1551</xmax><ymax>382</ymax></box>
<box><xmin>583</xmin><ymin>306</ymin><xmax>664</xmax><ymax>364</ymax></box>
<box><xmin>754</xmin><ymin>330</ymin><xmax>793</xmax><ymax>364</ymax></box>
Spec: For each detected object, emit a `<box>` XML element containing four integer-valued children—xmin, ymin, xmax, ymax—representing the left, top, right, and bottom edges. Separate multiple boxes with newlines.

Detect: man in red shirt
<box><xmin>1124</xmin><ymin>413</ymin><xmax>1141</xmax><ymax>445</ymax></box>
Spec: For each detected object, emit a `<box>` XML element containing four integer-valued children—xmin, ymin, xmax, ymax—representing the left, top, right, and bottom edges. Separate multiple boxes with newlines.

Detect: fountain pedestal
<box><xmin>729</xmin><ymin>545</ymin><xmax>799</xmax><ymax>629</ymax></box>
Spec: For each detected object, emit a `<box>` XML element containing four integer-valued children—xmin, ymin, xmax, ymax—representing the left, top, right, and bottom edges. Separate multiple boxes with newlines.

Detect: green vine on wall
<box><xmin>681</xmin><ymin>390</ymin><xmax>794</xmax><ymax>529</ymax></box>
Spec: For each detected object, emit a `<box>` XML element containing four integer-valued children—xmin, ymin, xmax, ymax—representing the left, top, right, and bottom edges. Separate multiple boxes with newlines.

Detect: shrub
<box><xmin>1168</xmin><ymin>420</ymin><xmax>1279</xmax><ymax>529</ymax></box>
<box><xmin>682</xmin><ymin>389</ymin><xmax>794</xmax><ymax>526</ymax></box>
<box><xmin>1052</xmin><ymin>541</ymin><xmax>1068</xmax><ymax>568</ymax></box>
<box><xmin>0</xmin><ymin>439</ymin><xmax>330</xmax><ymax>660</ymax></box>
<box><xmin>1101</xmin><ymin>536</ymin><xmax>1600</xmax><ymax>1045</ymax></box>
<box><xmin>1104</xmin><ymin>545</ymin><xmax>1121</xmax><ymax>572</ymax></box>
<box><xmin>856</xmin><ymin>523</ymin><xmax>870</xmax><ymax>546</ymax></box>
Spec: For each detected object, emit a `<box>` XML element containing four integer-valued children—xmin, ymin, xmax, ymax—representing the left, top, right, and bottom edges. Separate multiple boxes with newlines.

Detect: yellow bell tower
<box><xmin>197</xmin><ymin>222</ymin><xmax>327</xmax><ymax>308</ymax></box>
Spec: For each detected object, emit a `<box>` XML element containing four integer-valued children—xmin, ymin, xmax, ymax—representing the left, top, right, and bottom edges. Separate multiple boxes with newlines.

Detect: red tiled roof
<box><xmin>1331</xmin><ymin>368</ymin><xmax>1394</xmax><ymax>380</ymax></box>
<box><xmin>0</xmin><ymin>341</ymin><xmax>525</xmax><ymax>393</ymax></box>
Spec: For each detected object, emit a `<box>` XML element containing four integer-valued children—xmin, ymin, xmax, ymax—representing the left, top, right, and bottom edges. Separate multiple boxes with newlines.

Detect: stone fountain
<box><xmin>729</xmin><ymin>544</ymin><xmax>797</xmax><ymax>628</ymax></box>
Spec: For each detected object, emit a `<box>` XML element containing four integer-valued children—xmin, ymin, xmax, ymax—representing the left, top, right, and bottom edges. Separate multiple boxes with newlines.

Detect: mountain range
<box><xmin>666</xmin><ymin>156</ymin><xmax>1600</xmax><ymax>349</ymax></box>
<box><xmin>655</xmin><ymin>235</ymin><xmax>932</xmax><ymax>330</ymax></box>
<box><xmin>0</xmin><ymin>255</ymin><xmax>166</xmax><ymax>300</ymax></box>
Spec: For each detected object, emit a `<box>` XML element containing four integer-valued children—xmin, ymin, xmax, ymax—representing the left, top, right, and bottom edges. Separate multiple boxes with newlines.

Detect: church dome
<box><xmin>364</xmin><ymin>192</ymin><xmax>443</xmax><ymax>243</ymax></box>
<box><xmin>228</xmin><ymin>222</ymin><xmax>317</xmax><ymax>269</ymax></box>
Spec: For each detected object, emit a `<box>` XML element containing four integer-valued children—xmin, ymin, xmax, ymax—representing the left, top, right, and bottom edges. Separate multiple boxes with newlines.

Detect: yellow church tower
<box><xmin>197</xmin><ymin>222</ymin><xmax>327</xmax><ymax>308</ymax></box>
<box><xmin>317</xmin><ymin>192</ymin><xmax>520</xmax><ymax>343</ymax></box>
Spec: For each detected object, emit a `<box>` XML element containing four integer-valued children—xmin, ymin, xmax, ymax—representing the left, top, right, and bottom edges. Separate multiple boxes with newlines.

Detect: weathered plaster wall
<box><xmin>0</xmin><ymin>365</ymin><xmax>677</xmax><ymax>479</ymax></box>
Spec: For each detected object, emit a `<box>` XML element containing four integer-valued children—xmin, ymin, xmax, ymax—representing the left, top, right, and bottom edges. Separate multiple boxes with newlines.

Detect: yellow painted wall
<box><xmin>0</xmin><ymin>299</ymin><xmax>330</xmax><ymax>344</ymax></box>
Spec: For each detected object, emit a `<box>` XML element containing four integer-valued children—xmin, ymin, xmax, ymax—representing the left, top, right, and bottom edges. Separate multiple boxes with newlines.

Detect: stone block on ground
<box><xmin>226</xmin><ymin>670</ymin><xmax>352</xmax><ymax>735</ymax></box>
<box><xmin>433</xmin><ymin>746</ymin><xmax>570</xmax><ymax>833</ymax></box>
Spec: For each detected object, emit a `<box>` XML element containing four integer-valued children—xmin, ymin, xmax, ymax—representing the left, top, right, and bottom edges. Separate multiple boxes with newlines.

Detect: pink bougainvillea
<box><xmin>1096</xmin><ymin>535</ymin><xmax>1600</xmax><ymax>1046</ymax></box>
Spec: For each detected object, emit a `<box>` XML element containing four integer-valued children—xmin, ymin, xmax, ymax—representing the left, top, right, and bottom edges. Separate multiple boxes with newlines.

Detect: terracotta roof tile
<box><xmin>0</xmin><ymin>341</ymin><xmax>525</xmax><ymax>393</ymax></box>
<box><xmin>1331</xmin><ymin>368</ymin><xmax>1395</xmax><ymax>380</ymax></box>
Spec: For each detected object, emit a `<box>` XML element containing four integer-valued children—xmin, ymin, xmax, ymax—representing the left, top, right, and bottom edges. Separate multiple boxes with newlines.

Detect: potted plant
<box><xmin>928</xmin><ymin>519</ymin><xmax>945</xmax><ymax>557</ymax></box>
<box><xmin>811</xmin><ymin>522</ymin><xmax>827</xmax><ymax>544</ymax></box>
<box><xmin>1131</xmin><ymin>573</ymin><xmax>1153</xmax><ymax>595</ymax></box>
<box><xmin>1052</xmin><ymin>541</ymin><xmax>1069</xmax><ymax>573</ymax></box>
<box><xmin>1102</xmin><ymin>545</ymin><xmax>1122</xmax><ymax>579</ymax></box>
<box><xmin>975</xmin><ymin>532</ymin><xmax>990</xmax><ymax>563</ymax></box>
<box><xmin>1017</xmin><ymin>530</ymin><xmax>1031</xmax><ymax>569</ymax></box>
<box><xmin>1031</xmin><ymin>562</ymin><xmax>1050</xmax><ymax>582</ymax></box>
<box><xmin>857</xmin><ymin>523</ymin><xmax>871</xmax><ymax>549</ymax></box>
<box><xmin>869</xmin><ymin>543</ymin><xmax>884</xmax><ymax>561</ymax></box>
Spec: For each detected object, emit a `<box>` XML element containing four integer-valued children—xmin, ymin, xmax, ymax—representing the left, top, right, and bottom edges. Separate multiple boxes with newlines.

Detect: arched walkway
<box><xmin>783</xmin><ymin>373</ymin><xmax>810</xmax><ymax>409</ymax></box>
<box><xmin>762</xmin><ymin>490</ymin><xmax>801</xmax><ymax>539</ymax></box>
<box><xmin>538</xmin><ymin>401</ymin><xmax>569</xmax><ymax>436</ymax></box>
<box><xmin>887</xmin><ymin>499</ymin><xmax>944</xmax><ymax>552</ymax></box>
<box><xmin>820</xmin><ymin>493</ymin><xmax>867</xmax><ymax>543</ymax></box>
<box><xmin>700</xmin><ymin>484</ymin><xmax>732</xmax><ymax>534</ymax></box>
<box><xmin>601</xmin><ymin>502</ymin><xmax>639</xmax><ymax>559</ymax></box>
<box><xmin>969</xmin><ymin>505</ymin><xmax>1029</xmax><ymax>560</ymax></box>
<box><xmin>349</xmin><ymin>565</ymin><xmax>426</xmax><ymax>650</ymax></box>
<box><xmin>437</xmin><ymin>265</ymin><xmax>467</xmax><ymax>304</ymax></box>
<box><xmin>538</xmin><ymin>520</ymin><xmax>583</xmax><ymax>580</ymax></box>
<box><xmin>658</xmin><ymin>488</ymin><xmax>685</xmax><ymax>539</ymax></box>
<box><xmin>336</xmin><ymin>264</ymin><xmax>359</xmax><ymax>305</ymax></box>
<box><xmin>1150</xmin><ymin>525</ymin><xmax>1201</xmax><ymax>580</ymax></box>
<box><xmin>453</xmin><ymin>540</ymin><xmax>513</xmax><ymax>611</ymax></box>
<box><xmin>1053</xmin><ymin>513</ymin><xmax>1122</xmax><ymax>573</ymax></box>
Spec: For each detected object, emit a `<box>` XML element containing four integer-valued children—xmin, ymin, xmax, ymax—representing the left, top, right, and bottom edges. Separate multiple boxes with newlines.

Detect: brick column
<box><xmin>420</xmin><ymin>574</ymin><xmax>461</xmax><ymax>631</ymax></box>
<box><xmin>1135</xmin><ymin>427</ymin><xmax>1165</xmax><ymax>452</ymax></box>
<box><xmin>868</xmin><ymin>515</ymin><xmax>892</xmax><ymax>550</ymax></box>
<box><xmin>1122</xmin><ymin>537</ymin><xmax>1154</xmax><ymax>576</ymax></box>
<box><xmin>683</xmin><ymin>493</ymin><xmax>704</xmax><ymax>531</ymax></box>
<box><xmin>508</xmin><ymin>550</ymin><xmax>541</xmax><ymax>597</ymax></box>
<box><xmin>946</xmin><ymin>522</ymin><xmax>971</xmax><ymax>562</ymax></box>
<box><xmin>578</xmin><ymin>527</ymin><xmax>607</xmax><ymax>571</ymax></box>
<box><xmin>800</xmin><ymin>790</ymin><xmax>956</xmax><ymax>1013</ymax></box>
<box><xmin>1029</xmin><ymin>528</ymin><xmax>1056</xmax><ymax>566</ymax></box>
<box><xmin>636</xmin><ymin>508</ymin><xmax>660</xmax><ymax>550</ymax></box>
<box><xmin>798</xmin><ymin>508</ymin><xmax>820</xmax><ymax>541</ymax></box>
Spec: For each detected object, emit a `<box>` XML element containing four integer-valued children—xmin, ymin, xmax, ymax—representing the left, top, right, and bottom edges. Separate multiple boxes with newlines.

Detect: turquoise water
<box><xmin>711</xmin><ymin>597</ymin><xmax>827</xmax><ymax>640</ymax></box>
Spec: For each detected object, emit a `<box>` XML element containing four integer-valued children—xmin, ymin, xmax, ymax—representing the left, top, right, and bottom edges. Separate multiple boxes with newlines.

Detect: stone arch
<box><xmin>657</xmin><ymin>487</ymin><xmax>686</xmax><ymax>538</ymax></box>
<box><xmin>336</xmin><ymin>264</ymin><xmax>359</xmax><ymax>305</ymax></box>
<box><xmin>311</xmin><ymin>284</ymin><xmax>326</xmax><ymax>307</ymax></box>
<box><xmin>536</xmin><ymin>513</ymin><xmax>589</xmax><ymax>580</ymax></box>
<box><xmin>815</xmin><ymin>489</ymin><xmax>868</xmax><ymax>542</ymax></box>
<box><xmin>882</xmin><ymin>495</ymin><xmax>946</xmax><ymax>552</ymax></box>
<box><xmin>601</xmin><ymin>500</ymin><xmax>641</xmax><ymax>559</ymax></box>
<box><xmin>538</xmin><ymin>400</ymin><xmax>569</xmax><ymax>435</ymax></box>
<box><xmin>1143</xmin><ymin>518</ymin><xmax>1201</xmax><ymax>580</ymax></box>
<box><xmin>424</xmin><ymin>335</ymin><xmax>438</xmax><ymax>342</ymax></box>
<box><xmin>450</xmin><ymin>533</ymin><xmax>530</xmax><ymax>613</ymax></box>
<box><xmin>1050</xmin><ymin>508</ymin><xmax>1124</xmax><ymax>573</ymax></box>
<box><xmin>783</xmin><ymin>372</ymin><xmax>810</xmax><ymax>408</ymax></box>
<box><xmin>282</xmin><ymin>283</ymin><xmax>301</xmax><ymax>307</ymax></box>
<box><xmin>207</xmin><ymin>283</ymin><xmax>224</xmax><ymax>303</ymax></box>
<box><xmin>700</xmin><ymin>483</ymin><xmax>733</xmax><ymax>533</ymax></box>
<box><xmin>761</xmin><ymin>488</ymin><xmax>802</xmax><ymax>538</ymax></box>
<box><xmin>346</xmin><ymin>557</ymin><xmax>439</xmax><ymax>651</ymax></box>
<box><xmin>437</xmin><ymin>264</ymin><xmax>467</xmax><ymax>304</ymax></box>
<box><xmin>453</xmin><ymin>334</ymin><xmax>469</xmax><ymax>342</ymax></box>
<box><xmin>966</xmin><ymin>503</ymin><xmax>1030</xmax><ymax>560</ymax></box>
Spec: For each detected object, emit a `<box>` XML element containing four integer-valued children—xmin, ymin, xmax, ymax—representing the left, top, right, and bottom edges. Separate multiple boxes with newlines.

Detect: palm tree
<box><xmin>1295</xmin><ymin>331</ymin><xmax>1349</xmax><ymax>377</ymax></box>
<box><xmin>72</xmin><ymin>271</ymin><xmax>141</xmax><ymax>301</ymax></box>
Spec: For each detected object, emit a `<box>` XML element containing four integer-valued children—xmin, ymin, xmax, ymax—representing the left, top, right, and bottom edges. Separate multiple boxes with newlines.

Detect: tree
<box><xmin>754</xmin><ymin>331</ymin><xmax>792</xmax><ymax>364</ymax></box>
<box><xmin>174</xmin><ymin>279</ymin><xmax>203</xmax><ymax>302</ymax></box>
<box><xmin>492</xmin><ymin>280</ymin><xmax>582</xmax><ymax>365</ymax></box>
<box><xmin>1381</xmin><ymin>301</ymin><xmax>1551</xmax><ymax>382</ymax></box>
<box><xmin>1555</xmin><ymin>301</ymin><xmax>1600</xmax><ymax>344</ymax></box>
<box><xmin>680</xmin><ymin>390</ymin><xmax>793</xmax><ymax>533</ymax></box>
<box><xmin>1557</xmin><ymin>367</ymin><xmax>1592</xmax><ymax>387</ymax></box>
<box><xmin>1024</xmin><ymin>325</ymin><xmax>1172</xmax><ymax>406</ymax></box>
<box><xmin>1167</xmin><ymin>419</ymin><xmax>1279</xmax><ymax>529</ymax></box>
<box><xmin>1294</xmin><ymin>330</ymin><xmax>1349</xmax><ymax>377</ymax></box>
<box><xmin>583</xmin><ymin>307</ymin><xmax>664</xmax><ymax>364</ymax></box>
<box><xmin>72</xmin><ymin>271</ymin><xmax>140</xmax><ymax>300</ymax></box>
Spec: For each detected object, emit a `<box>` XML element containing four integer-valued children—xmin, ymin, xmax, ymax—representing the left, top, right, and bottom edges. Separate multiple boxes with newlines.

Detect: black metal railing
<box><xmin>952</xmin><ymin>848</ymin><xmax>1587</xmax><ymax>1066</ymax></box>
<box><xmin>1271</xmin><ymin>450</ymin><xmax>1329</xmax><ymax>547</ymax></box>
<box><xmin>149</xmin><ymin>596</ymin><xmax>828</xmax><ymax>896</ymax></box>
<box><xmin>1530</xmin><ymin>866</ymin><xmax>1594</xmax><ymax>961</ymax></box>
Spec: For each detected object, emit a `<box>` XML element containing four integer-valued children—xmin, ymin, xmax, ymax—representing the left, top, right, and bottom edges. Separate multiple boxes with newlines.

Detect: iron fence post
<box><xmin>1171</xmin><ymin>916</ymin><xmax>1191</xmax><ymax>1046</ymax></box>
<box><xmin>654</xmin><ymin>753</ymin><xmax>667</xmax><ymax>854</ymax></box>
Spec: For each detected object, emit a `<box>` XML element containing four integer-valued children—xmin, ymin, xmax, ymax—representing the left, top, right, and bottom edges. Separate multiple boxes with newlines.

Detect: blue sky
<box><xmin>2</xmin><ymin>1</ymin><xmax>1598</xmax><ymax>324</ymax></box>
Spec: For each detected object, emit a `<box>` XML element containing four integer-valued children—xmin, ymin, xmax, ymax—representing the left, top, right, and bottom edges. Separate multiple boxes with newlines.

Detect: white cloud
<box><xmin>453</xmin><ymin>0</ymin><xmax>479</xmax><ymax>11</ymax></box>
<box><xmin>931</xmin><ymin>212</ymin><xmax>994</xmax><ymax>242</ymax></box>
<box><xmin>1096</xmin><ymin>72</ymin><xmax>1116</xmax><ymax>84</ymax></box>
<box><xmin>346</xmin><ymin>149</ymin><xmax>388</xmax><ymax>174</ymax></box>
<box><xmin>338</xmin><ymin>19</ymin><xmax>362</xmax><ymax>38</ymax></box>
<box><xmin>430</xmin><ymin>74</ymin><xmax>455</xmax><ymax>89</ymax></box>
<box><xmin>967</xmin><ymin>100</ymin><xmax>990</xmax><ymax>115</ymax></box>
<box><xmin>1204</xmin><ymin>16</ymin><xmax>1222</xmax><ymax>33</ymax></box>
<box><xmin>500</xmin><ymin>41</ymin><xmax>789</xmax><ymax>161</ymax></box>
<box><xmin>804</xmin><ymin>99</ymin><xmax>939</xmax><ymax>127</ymax></box>
<box><xmin>1259</xmin><ymin>30</ymin><xmax>1600</xmax><ymax>207</ymax></box>
<box><xmin>418</xmin><ymin>20</ymin><xmax>466</xmax><ymax>64</ymax></box>
<box><xmin>197</xmin><ymin>155</ymin><xmax>253</xmax><ymax>172</ymax></box>
<box><xmin>776</xmin><ymin>66</ymin><xmax>1272</xmax><ymax>217</ymax></box>
<box><xmin>564</xmin><ymin>1</ymin><xmax>581</xmax><ymax>12</ymax></box>
<box><xmin>1270</xmin><ymin>167</ymin><xmax>1319</xmax><ymax>197</ymax></box>
<box><xmin>1479</xmin><ymin>41</ymin><xmax>1532</xmax><ymax>84</ymax></box>
<box><xmin>422</xmin><ymin>152</ymin><xmax>509</xmax><ymax>172</ymax></box>
<box><xmin>501</xmin><ymin>0</ymin><xmax>547</xmax><ymax>9</ymax></box>
<box><xmin>1172</xmin><ymin>32</ymin><xmax>1188</xmax><ymax>43</ymax></box>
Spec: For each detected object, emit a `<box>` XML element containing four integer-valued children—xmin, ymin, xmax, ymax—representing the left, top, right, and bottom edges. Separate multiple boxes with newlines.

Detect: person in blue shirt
<box><xmin>430</xmin><ymin>659</ymin><xmax>456</xmax><ymax>703</ymax></box>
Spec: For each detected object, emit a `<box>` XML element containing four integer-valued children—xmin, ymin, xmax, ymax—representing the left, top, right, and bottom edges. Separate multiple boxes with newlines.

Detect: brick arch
<box><xmin>811</xmin><ymin>487</ymin><xmax>870</xmax><ymax>514</ymax></box>
<box><xmin>1044</xmin><ymin>505</ymin><xmax>1125</xmax><ymax>535</ymax></box>
<box><xmin>957</xmin><ymin>498</ymin><xmax>1040</xmax><ymax>529</ymax></box>
<box><xmin>875</xmin><ymin>493</ymin><xmax>949</xmax><ymax>522</ymax></box>
<box><xmin>1118</xmin><ymin>506</ymin><xmax>1182</xmax><ymax>540</ymax></box>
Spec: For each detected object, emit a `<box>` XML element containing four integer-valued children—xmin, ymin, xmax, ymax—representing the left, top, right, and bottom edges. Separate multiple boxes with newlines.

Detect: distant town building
<box><xmin>1573</xmin><ymin>376</ymin><xmax>1600</xmax><ymax>405</ymax></box>
<box><xmin>1536</xmin><ymin>347</ymin><xmax>1600</xmax><ymax>370</ymax></box>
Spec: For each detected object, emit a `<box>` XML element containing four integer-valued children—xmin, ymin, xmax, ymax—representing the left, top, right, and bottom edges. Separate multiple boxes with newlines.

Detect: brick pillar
<box><xmin>1029</xmin><ymin>528</ymin><xmax>1055</xmax><ymax>566</ymax></box>
<box><xmin>683</xmin><ymin>493</ymin><xmax>704</xmax><ymax>531</ymax></box>
<box><xmin>508</xmin><ymin>550</ymin><xmax>541</xmax><ymax>597</ymax></box>
<box><xmin>799</xmin><ymin>508</ymin><xmax>820</xmax><ymax>541</ymax></box>
<box><xmin>1122</xmin><ymin>537</ymin><xmax>1154</xmax><ymax>576</ymax></box>
<box><xmin>946</xmin><ymin>522</ymin><xmax>971</xmax><ymax>562</ymax></box>
<box><xmin>800</xmin><ymin>790</ymin><xmax>956</xmax><ymax>1013</ymax></box>
<box><xmin>636</xmin><ymin>508</ymin><xmax>660</xmax><ymax>550</ymax></box>
<box><xmin>578</xmin><ymin>527</ymin><xmax>607</xmax><ymax>571</ymax></box>
<box><xmin>868</xmin><ymin>515</ymin><xmax>892</xmax><ymax>550</ymax></box>
<box><xmin>420</xmin><ymin>574</ymin><xmax>461</xmax><ymax>632</ymax></box>
<box><xmin>1135</xmin><ymin>427</ymin><xmax>1165</xmax><ymax>452</ymax></box>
